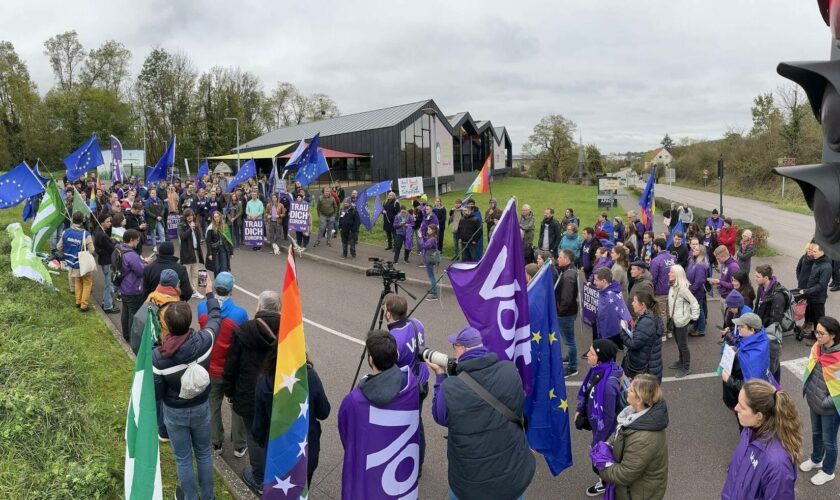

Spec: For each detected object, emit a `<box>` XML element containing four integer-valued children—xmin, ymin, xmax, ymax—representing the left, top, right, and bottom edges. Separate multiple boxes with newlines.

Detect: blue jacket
<box><xmin>721</xmin><ymin>428</ymin><xmax>796</xmax><ymax>500</ymax></box>
<box><xmin>559</xmin><ymin>233</ymin><xmax>583</xmax><ymax>261</ymax></box>
<box><xmin>61</xmin><ymin>226</ymin><xmax>86</xmax><ymax>269</ymax></box>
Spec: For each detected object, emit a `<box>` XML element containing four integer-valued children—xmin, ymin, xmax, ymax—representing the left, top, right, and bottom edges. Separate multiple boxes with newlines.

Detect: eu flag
<box><xmin>667</xmin><ymin>219</ymin><xmax>685</xmax><ymax>248</ymax></box>
<box><xmin>638</xmin><ymin>165</ymin><xmax>656</xmax><ymax>231</ymax></box>
<box><xmin>356</xmin><ymin>188</ymin><xmax>372</xmax><ymax>231</ymax></box>
<box><xmin>292</xmin><ymin>133</ymin><xmax>330</xmax><ymax>187</ymax></box>
<box><xmin>64</xmin><ymin>134</ymin><xmax>105</xmax><ymax>182</ymax></box>
<box><xmin>525</xmin><ymin>263</ymin><xmax>573</xmax><ymax>475</ymax></box>
<box><xmin>195</xmin><ymin>160</ymin><xmax>209</xmax><ymax>184</ymax></box>
<box><xmin>147</xmin><ymin>136</ymin><xmax>175</xmax><ymax>183</ymax></box>
<box><xmin>0</xmin><ymin>162</ymin><xmax>45</xmax><ymax>210</ymax></box>
<box><xmin>364</xmin><ymin>180</ymin><xmax>392</xmax><ymax>198</ymax></box>
<box><xmin>225</xmin><ymin>158</ymin><xmax>256</xmax><ymax>193</ymax></box>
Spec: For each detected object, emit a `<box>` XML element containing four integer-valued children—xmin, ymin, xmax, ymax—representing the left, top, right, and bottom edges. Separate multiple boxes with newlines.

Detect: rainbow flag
<box><xmin>803</xmin><ymin>342</ymin><xmax>840</xmax><ymax>416</ymax></box>
<box><xmin>263</xmin><ymin>247</ymin><xmax>309</xmax><ymax>498</ymax></box>
<box><xmin>466</xmin><ymin>153</ymin><xmax>492</xmax><ymax>196</ymax></box>
<box><xmin>638</xmin><ymin>165</ymin><xmax>656</xmax><ymax>231</ymax></box>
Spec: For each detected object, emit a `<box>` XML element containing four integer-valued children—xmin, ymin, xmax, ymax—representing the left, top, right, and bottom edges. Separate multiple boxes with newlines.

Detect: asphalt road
<box><xmin>80</xmin><ymin>236</ymin><xmax>835</xmax><ymax>500</ymax></box>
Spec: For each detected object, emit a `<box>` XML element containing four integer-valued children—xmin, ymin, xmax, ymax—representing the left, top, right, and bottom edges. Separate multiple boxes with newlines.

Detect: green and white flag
<box><xmin>6</xmin><ymin>223</ymin><xmax>52</xmax><ymax>287</ymax></box>
<box><xmin>125</xmin><ymin>307</ymin><xmax>162</xmax><ymax>500</ymax></box>
<box><xmin>30</xmin><ymin>180</ymin><xmax>64</xmax><ymax>252</ymax></box>
<box><xmin>72</xmin><ymin>187</ymin><xmax>91</xmax><ymax>218</ymax></box>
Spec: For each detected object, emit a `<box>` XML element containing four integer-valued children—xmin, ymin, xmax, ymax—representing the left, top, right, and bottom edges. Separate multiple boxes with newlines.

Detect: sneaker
<box><xmin>668</xmin><ymin>361</ymin><xmax>683</xmax><ymax>370</ymax></box>
<box><xmin>689</xmin><ymin>331</ymin><xmax>705</xmax><ymax>337</ymax></box>
<box><xmin>174</xmin><ymin>485</ymin><xmax>185</xmax><ymax>500</ymax></box>
<box><xmin>800</xmin><ymin>458</ymin><xmax>824</xmax><ymax>472</ymax></box>
<box><xmin>191</xmin><ymin>292</ymin><xmax>204</xmax><ymax>299</ymax></box>
<box><xmin>242</xmin><ymin>467</ymin><xmax>263</xmax><ymax>495</ymax></box>
<box><xmin>831</xmin><ymin>285</ymin><xmax>840</xmax><ymax>292</ymax></box>
<box><xmin>586</xmin><ymin>480</ymin><xmax>605</xmax><ymax>496</ymax></box>
<box><xmin>667</xmin><ymin>332</ymin><xmax>673</xmax><ymax>339</ymax></box>
<box><xmin>675</xmin><ymin>368</ymin><xmax>691</xmax><ymax>378</ymax></box>
<box><xmin>158</xmin><ymin>434</ymin><xmax>170</xmax><ymax>443</ymax></box>
<box><xmin>313</xmin><ymin>241</ymin><xmax>320</xmax><ymax>247</ymax></box>
<box><xmin>234</xmin><ymin>446</ymin><xmax>248</xmax><ymax>458</ymax></box>
<box><xmin>425</xmin><ymin>295</ymin><xmax>439</xmax><ymax>301</ymax></box>
<box><xmin>213</xmin><ymin>443</ymin><xmax>223</xmax><ymax>455</ymax></box>
<box><xmin>812</xmin><ymin>471</ymin><xmax>835</xmax><ymax>485</ymax></box>
<box><xmin>662</xmin><ymin>335</ymin><xmax>667</xmax><ymax>342</ymax></box>
<box><xmin>564</xmin><ymin>368</ymin><xmax>579</xmax><ymax>378</ymax></box>
<box><xmin>103</xmin><ymin>307</ymin><xmax>121</xmax><ymax>314</ymax></box>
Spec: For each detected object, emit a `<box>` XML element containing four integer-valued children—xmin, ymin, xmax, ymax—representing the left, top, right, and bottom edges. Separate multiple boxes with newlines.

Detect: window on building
<box><xmin>400</xmin><ymin>115</ymin><xmax>431</xmax><ymax>178</ymax></box>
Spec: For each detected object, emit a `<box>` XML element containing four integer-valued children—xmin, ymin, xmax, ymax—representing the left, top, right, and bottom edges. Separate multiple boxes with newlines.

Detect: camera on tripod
<box><xmin>366</xmin><ymin>257</ymin><xmax>406</xmax><ymax>282</ymax></box>
<box><xmin>419</xmin><ymin>348</ymin><xmax>457</xmax><ymax>376</ymax></box>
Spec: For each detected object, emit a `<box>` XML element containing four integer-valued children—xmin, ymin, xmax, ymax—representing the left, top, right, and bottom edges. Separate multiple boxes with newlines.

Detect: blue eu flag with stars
<box><xmin>225</xmin><ymin>158</ymin><xmax>256</xmax><ymax>193</ymax></box>
<box><xmin>63</xmin><ymin>134</ymin><xmax>104</xmax><ymax>182</ymax></box>
<box><xmin>0</xmin><ymin>162</ymin><xmax>45</xmax><ymax>210</ymax></box>
<box><xmin>525</xmin><ymin>262</ymin><xmax>573</xmax><ymax>475</ymax></box>
<box><xmin>292</xmin><ymin>133</ymin><xmax>330</xmax><ymax>187</ymax></box>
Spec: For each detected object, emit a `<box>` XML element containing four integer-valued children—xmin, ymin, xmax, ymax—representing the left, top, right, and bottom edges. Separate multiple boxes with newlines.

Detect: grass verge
<box><xmin>773</xmin><ymin>203</ymin><xmax>813</xmax><ymax>216</ymax></box>
<box><xmin>0</xmin><ymin>208</ymin><xmax>234</xmax><ymax>499</ymax></box>
<box><xmin>311</xmin><ymin>177</ymin><xmax>600</xmax><ymax>256</ymax></box>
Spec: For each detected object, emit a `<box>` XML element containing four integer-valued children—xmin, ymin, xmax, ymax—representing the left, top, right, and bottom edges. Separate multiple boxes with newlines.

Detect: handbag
<box><xmin>427</xmin><ymin>249</ymin><xmax>441</xmax><ymax>265</ymax></box>
<box><xmin>458</xmin><ymin>371</ymin><xmax>524</xmax><ymax>429</ymax></box>
<box><xmin>78</xmin><ymin>231</ymin><xmax>97</xmax><ymax>276</ymax></box>
<box><xmin>794</xmin><ymin>299</ymin><xmax>807</xmax><ymax>322</ymax></box>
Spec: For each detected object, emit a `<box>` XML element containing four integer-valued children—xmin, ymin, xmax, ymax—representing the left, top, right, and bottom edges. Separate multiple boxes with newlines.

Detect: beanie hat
<box><xmin>159</xmin><ymin>268</ymin><xmax>179</xmax><ymax>287</ymax></box>
<box><xmin>592</xmin><ymin>339</ymin><xmax>619</xmax><ymax>363</ymax></box>
<box><xmin>725</xmin><ymin>290</ymin><xmax>744</xmax><ymax>309</ymax></box>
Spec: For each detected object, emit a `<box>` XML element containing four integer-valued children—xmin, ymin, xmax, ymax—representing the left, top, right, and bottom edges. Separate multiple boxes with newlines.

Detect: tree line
<box><xmin>521</xmin><ymin>114</ymin><xmax>604</xmax><ymax>182</ymax></box>
<box><xmin>0</xmin><ymin>30</ymin><xmax>340</xmax><ymax>172</ymax></box>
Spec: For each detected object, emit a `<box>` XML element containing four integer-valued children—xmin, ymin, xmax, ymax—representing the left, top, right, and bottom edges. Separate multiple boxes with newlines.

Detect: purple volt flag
<box><xmin>110</xmin><ymin>135</ymin><xmax>124</xmax><ymax>183</ymax></box>
<box><xmin>449</xmin><ymin>197</ymin><xmax>532</xmax><ymax>393</ymax></box>
<box><xmin>337</xmin><ymin>367</ymin><xmax>420</xmax><ymax>500</ymax></box>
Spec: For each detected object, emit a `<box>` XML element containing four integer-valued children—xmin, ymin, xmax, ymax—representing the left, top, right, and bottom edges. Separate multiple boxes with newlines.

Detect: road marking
<box><xmin>781</xmin><ymin>356</ymin><xmax>809</xmax><ymax>380</ymax></box>
<box><xmin>234</xmin><ymin>284</ymin><xmax>364</xmax><ymax>346</ymax></box>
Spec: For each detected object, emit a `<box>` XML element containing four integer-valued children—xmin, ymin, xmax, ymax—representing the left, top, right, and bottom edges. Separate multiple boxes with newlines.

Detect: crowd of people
<box><xmin>45</xmin><ymin>171</ymin><xmax>840</xmax><ymax>498</ymax></box>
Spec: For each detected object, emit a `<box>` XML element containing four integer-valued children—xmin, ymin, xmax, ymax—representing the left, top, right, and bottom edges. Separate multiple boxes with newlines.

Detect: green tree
<box><xmin>0</xmin><ymin>41</ymin><xmax>50</xmax><ymax>166</ymax></box>
<box><xmin>660</xmin><ymin>133</ymin><xmax>674</xmax><ymax>150</ymax></box>
<box><xmin>585</xmin><ymin>144</ymin><xmax>603</xmax><ymax>175</ymax></box>
<box><xmin>80</xmin><ymin>40</ymin><xmax>132</xmax><ymax>95</ymax></box>
<box><xmin>750</xmin><ymin>92</ymin><xmax>782</xmax><ymax>136</ymax></box>
<box><xmin>195</xmin><ymin>66</ymin><xmax>265</xmax><ymax>157</ymax></box>
<box><xmin>522</xmin><ymin>114</ymin><xmax>577</xmax><ymax>182</ymax></box>
<box><xmin>43</xmin><ymin>31</ymin><xmax>85</xmax><ymax>91</ymax></box>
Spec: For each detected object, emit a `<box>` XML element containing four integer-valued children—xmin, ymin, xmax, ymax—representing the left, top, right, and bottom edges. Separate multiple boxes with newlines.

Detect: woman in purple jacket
<box><xmin>686</xmin><ymin>244</ymin><xmax>709</xmax><ymax>336</ymax></box>
<box><xmin>721</xmin><ymin>379</ymin><xmax>801</xmax><ymax>499</ymax></box>
<box><xmin>421</xmin><ymin>224</ymin><xmax>439</xmax><ymax>300</ymax></box>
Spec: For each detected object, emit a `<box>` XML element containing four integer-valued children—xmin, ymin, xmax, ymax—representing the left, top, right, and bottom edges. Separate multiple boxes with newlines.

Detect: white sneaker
<box><xmin>801</xmin><ymin>458</ymin><xmax>823</xmax><ymax>472</ymax></box>
<box><xmin>812</xmin><ymin>471</ymin><xmax>835</xmax><ymax>485</ymax></box>
<box><xmin>662</xmin><ymin>335</ymin><xmax>667</xmax><ymax>342</ymax></box>
<box><xmin>191</xmin><ymin>292</ymin><xmax>204</xmax><ymax>299</ymax></box>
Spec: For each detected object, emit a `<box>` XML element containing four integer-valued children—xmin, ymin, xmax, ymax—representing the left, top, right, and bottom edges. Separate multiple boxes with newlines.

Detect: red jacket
<box><xmin>198</xmin><ymin>297</ymin><xmax>249</xmax><ymax>379</ymax></box>
<box><xmin>717</xmin><ymin>226</ymin><xmax>737</xmax><ymax>257</ymax></box>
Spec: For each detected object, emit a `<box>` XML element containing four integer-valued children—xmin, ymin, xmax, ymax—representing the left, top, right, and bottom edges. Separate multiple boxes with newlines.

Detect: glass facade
<box><xmin>400</xmin><ymin>114</ymin><xmax>432</xmax><ymax>178</ymax></box>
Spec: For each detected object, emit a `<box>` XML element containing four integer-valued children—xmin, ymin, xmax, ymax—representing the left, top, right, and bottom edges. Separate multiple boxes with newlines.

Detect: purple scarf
<box><xmin>577</xmin><ymin>361</ymin><xmax>619</xmax><ymax>433</ymax></box>
<box><xmin>756</xmin><ymin>277</ymin><xmax>777</xmax><ymax>303</ymax></box>
<box><xmin>590</xmin><ymin>442</ymin><xmax>617</xmax><ymax>500</ymax></box>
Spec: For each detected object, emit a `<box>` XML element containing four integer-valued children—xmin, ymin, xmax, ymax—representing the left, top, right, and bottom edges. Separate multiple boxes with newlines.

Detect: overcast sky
<box><xmin>0</xmin><ymin>0</ymin><xmax>829</xmax><ymax>153</ymax></box>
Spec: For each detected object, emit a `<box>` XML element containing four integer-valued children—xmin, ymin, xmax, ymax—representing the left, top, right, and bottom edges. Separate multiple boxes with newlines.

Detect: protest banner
<box><xmin>243</xmin><ymin>218</ymin><xmax>264</xmax><ymax>247</ymax></box>
<box><xmin>166</xmin><ymin>213</ymin><xmax>180</xmax><ymax>240</ymax></box>
<box><xmin>288</xmin><ymin>201</ymin><xmax>310</xmax><ymax>232</ymax></box>
<box><xmin>581</xmin><ymin>281</ymin><xmax>599</xmax><ymax>326</ymax></box>
<box><xmin>398</xmin><ymin>177</ymin><xmax>423</xmax><ymax>198</ymax></box>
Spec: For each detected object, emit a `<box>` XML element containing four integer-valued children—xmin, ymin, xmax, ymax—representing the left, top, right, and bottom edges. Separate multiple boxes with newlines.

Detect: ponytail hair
<box><xmin>742</xmin><ymin>380</ymin><xmax>802</xmax><ymax>463</ymax></box>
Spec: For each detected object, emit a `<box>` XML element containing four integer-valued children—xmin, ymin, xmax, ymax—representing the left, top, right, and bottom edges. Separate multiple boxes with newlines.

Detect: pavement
<box><xmin>75</xmin><ymin>184</ymin><xmax>839</xmax><ymax>499</ymax></box>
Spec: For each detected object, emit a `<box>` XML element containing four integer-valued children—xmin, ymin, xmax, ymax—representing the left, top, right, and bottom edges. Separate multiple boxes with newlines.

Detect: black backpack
<box><xmin>111</xmin><ymin>247</ymin><xmax>126</xmax><ymax>286</ymax></box>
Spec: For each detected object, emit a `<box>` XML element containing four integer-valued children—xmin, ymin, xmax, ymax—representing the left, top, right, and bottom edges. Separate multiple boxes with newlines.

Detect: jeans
<box><xmin>74</xmin><ymin>273</ymin><xmax>93</xmax><ymax>309</ymax></box>
<box><xmin>163</xmin><ymin>402</ymin><xmax>214</xmax><ymax>500</ymax></box>
<box><xmin>149</xmin><ymin>223</ymin><xmax>166</xmax><ymax>247</ymax></box>
<box><xmin>241</xmin><ymin>413</ymin><xmax>266</xmax><ymax>483</ymax></box>
<box><xmin>295</xmin><ymin>231</ymin><xmax>309</xmax><ymax>249</ymax></box>
<box><xmin>426</xmin><ymin>263</ymin><xmax>438</xmax><ymax>297</ymax></box>
<box><xmin>558</xmin><ymin>315</ymin><xmax>577</xmax><ymax>371</ymax></box>
<box><xmin>101</xmin><ymin>265</ymin><xmax>114</xmax><ymax>310</ymax></box>
<box><xmin>810</xmin><ymin>410</ymin><xmax>840</xmax><ymax>474</ymax></box>
<box><xmin>209</xmin><ymin>379</ymin><xmax>247</xmax><ymax>449</ymax></box>
<box><xmin>673</xmin><ymin>324</ymin><xmax>690</xmax><ymax>368</ymax></box>
<box><xmin>461</xmin><ymin>242</ymin><xmax>477</xmax><ymax>262</ymax></box>
<box><xmin>266</xmin><ymin>220</ymin><xmax>282</xmax><ymax>246</ymax></box>
<box><xmin>654</xmin><ymin>295</ymin><xmax>670</xmax><ymax>335</ymax></box>
<box><xmin>449</xmin><ymin>489</ymin><xmax>523</xmax><ymax>500</ymax></box>
<box><xmin>452</xmin><ymin>236</ymin><xmax>461</xmax><ymax>261</ymax></box>
<box><xmin>121</xmin><ymin>293</ymin><xmax>145</xmax><ymax>341</ymax></box>
<box><xmin>341</xmin><ymin>230</ymin><xmax>357</xmax><ymax>257</ymax></box>
<box><xmin>695</xmin><ymin>296</ymin><xmax>707</xmax><ymax>333</ymax></box>
<box><xmin>394</xmin><ymin>235</ymin><xmax>408</xmax><ymax>263</ymax></box>
<box><xmin>317</xmin><ymin>215</ymin><xmax>335</xmax><ymax>242</ymax></box>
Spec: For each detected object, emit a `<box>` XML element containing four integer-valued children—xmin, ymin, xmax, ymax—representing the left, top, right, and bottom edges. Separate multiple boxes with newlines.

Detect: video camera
<box><xmin>365</xmin><ymin>257</ymin><xmax>406</xmax><ymax>282</ymax></box>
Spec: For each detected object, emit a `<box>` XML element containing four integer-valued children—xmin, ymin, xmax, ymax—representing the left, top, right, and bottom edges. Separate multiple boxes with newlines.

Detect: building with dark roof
<box><xmin>235</xmin><ymin>98</ymin><xmax>512</xmax><ymax>192</ymax></box>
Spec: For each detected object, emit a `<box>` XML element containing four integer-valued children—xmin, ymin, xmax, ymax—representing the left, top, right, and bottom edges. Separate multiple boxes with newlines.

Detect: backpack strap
<box><xmin>457</xmin><ymin>371</ymin><xmax>524</xmax><ymax>429</ymax></box>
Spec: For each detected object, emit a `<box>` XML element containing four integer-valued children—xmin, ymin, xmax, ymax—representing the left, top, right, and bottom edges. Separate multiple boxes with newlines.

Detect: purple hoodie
<box><xmin>596</xmin><ymin>280</ymin><xmax>632</xmax><ymax>340</ymax></box>
<box><xmin>650</xmin><ymin>250</ymin><xmax>675</xmax><ymax>295</ymax></box>
<box><xmin>117</xmin><ymin>243</ymin><xmax>145</xmax><ymax>295</ymax></box>
<box><xmin>387</xmin><ymin>318</ymin><xmax>429</xmax><ymax>386</ymax></box>
<box><xmin>686</xmin><ymin>259</ymin><xmax>709</xmax><ymax>302</ymax></box>
<box><xmin>718</xmin><ymin>257</ymin><xmax>740</xmax><ymax>299</ymax></box>
<box><xmin>420</xmin><ymin>210</ymin><xmax>439</xmax><ymax>236</ymax></box>
<box><xmin>721</xmin><ymin>428</ymin><xmax>796</xmax><ymax>499</ymax></box>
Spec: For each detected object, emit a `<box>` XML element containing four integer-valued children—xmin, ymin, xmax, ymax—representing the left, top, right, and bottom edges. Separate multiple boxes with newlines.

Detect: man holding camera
<box><xmin>382</xmin><ymin>293</ymin><xmax>428</xmax><ymax>469</ymax></box>
<box><xmin>425</xmin><ymin>326</ymin><xmax>535</xmax><ymax>500</ymax></box>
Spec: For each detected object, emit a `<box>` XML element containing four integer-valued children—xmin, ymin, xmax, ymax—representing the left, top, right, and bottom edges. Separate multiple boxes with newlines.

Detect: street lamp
<box><xmin>224</xmin><ymin>117</ymin><xmax>240</xmax><ymax>171</ymax></box>
<box><xmin>422</xmin><ymin>107</ymin><xmax>440</xmax><ymax>199</ymax></box>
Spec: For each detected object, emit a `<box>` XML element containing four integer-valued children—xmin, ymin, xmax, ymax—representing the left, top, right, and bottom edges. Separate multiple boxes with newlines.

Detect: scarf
<box><xmin>159</xmin><ymin>330</ymin><xmax>190</xmax><ymax>358</ymax></box>
<box><xmin>756</xmin><ymin>277</ymin><xmax>777</xmax><ymax>304</ymax></box>
<box><xmin>741</xmin><ymin>239</ymin><xmax>752</xmax><ymax>252</ymax></box>
<box><xmin>804</xmin><ymin>342</ymin><xmax>840</xmax><ymax>414</ymax></box>
<box><xmin>578</xmin><ymin>360</ymin><xmax>619</xmax><ymax>433</ymax></box>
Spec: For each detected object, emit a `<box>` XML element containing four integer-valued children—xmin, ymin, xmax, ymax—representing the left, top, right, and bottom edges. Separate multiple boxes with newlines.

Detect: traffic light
<box><xmin>773</xmin><ymin>1</ymin><xmax>840</xmax><ymax>258</ymax></box>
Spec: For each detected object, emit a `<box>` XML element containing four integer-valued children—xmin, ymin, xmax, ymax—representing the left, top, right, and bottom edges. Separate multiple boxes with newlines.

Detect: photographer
<box><xmin>425</xmin><ymin>326</ymin><xmax>535</xmax><ymax>500</ymax></box>
<box><xmin>383</xmin><ymin>293</ymin><xmax>429</xmax><ymax>468</ymax></box>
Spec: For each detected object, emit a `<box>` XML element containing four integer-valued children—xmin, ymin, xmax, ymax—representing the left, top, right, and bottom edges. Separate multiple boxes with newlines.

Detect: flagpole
<box><xmin>71</xmin><ymin>185</ymin><xmax>106</xmax><ymax>233</ymax></box>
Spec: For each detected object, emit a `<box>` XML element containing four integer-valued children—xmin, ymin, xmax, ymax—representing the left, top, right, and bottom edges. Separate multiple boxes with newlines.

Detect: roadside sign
<box><xmin>703</xmin><ymin>168</ymin><xmax>709</xmax><ymax>178</ymax></box>
<box><xmin>777</xmin><ymin>157</ymin><xmax>797</xmax><ymax>167</ymax></box>
<box><xmin>598</xmin><ymin>177</ymin><xmax>621</xmax><ymax>191</ymax></box>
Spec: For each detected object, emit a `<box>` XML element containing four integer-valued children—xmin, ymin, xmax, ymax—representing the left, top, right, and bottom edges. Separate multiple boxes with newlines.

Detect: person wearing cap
<box><xmin>575</xmin><ymin>339</ymin><xmax>624</xmax><ymax>496</ymax></box>
<box><xmin>153</xmin><ymin>276</ymin><xmax>220</xmax><ymax>500</ymax></box>
<box><xmin>427</xmin><ymin>326</ymin><xmax>535</xmax><ymax>500</ymax></box>
<box><xmin>93</xmin><ymin>212</ymin><xmax>120</xmax><ymax>314</ymax></box>
<box><xmin>721</xmin><ymin>313</ymin><xmax>774</xmax><ymax>416</ymax></box>
<box><xmin>628</xmin><ymin>260</ymin><xmax>654</xmax><ymax>311</ymax></box>
<box><xmin>197</xmin><ymin>271</ymin><xmax>249</xmax><ymax>456</ymax></box>
<box><xmin>706</xmin><ymin>208</ymin><xmax>724</xmax><ymax>233</ymax></box>
<box><xmin>717</xmin><ymin>217</ymin><xmax>738</xmax><ymax>258</ymax></box>
<box><xmin>142</xmin><ymin>240</ymin><xmax>193</xmax><ymax>301</ymax></box>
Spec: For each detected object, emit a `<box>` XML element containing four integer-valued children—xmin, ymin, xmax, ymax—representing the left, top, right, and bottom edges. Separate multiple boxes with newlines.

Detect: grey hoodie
<box><xmin>359</xmin><ymin>364</ymin><xmax>405</xmax><ymax>406</ymax></box>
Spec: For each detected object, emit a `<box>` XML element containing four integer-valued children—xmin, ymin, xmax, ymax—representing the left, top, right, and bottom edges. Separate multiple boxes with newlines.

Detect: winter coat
<box><xmin>178</xmin><ymin>221</ymin><xmax>204</xmax><ymax>265</ymax></box>
<box><xmin>432</xmin><ymin>206</ymin><xmax>447</xmax><ymax>233</ymax></box>
<box><xmin>599</xmin><ymin>401</ymin><xmax>669</xmax><ymax>500</ymax></box>
<box><xmin>393</xmin><ymin>212</ymin><xmax>414</xmax><ymax>238</ymax></box>
<box><xmin>613</xmin><ymin>221</ymin><xmax>625</xmax><ymax>243</ymax></box>
<box><xmin>420</xmin><ymin>211</ymin><xmax>440</xmax><ymax>236</ymax></box>
<box><xmin>222</xmin><ymin>311</ymin><xmax>278</xmax><ymax>418</ymax></box>
<box><xmin>537</xmin><ymin>217</ymin><xmax>562</xmax><ymax>252</ymax></box>
<box><xmin>667</xmin><ymin>283</ymin><xmax>700</xmax><ymax>328</ymax></box>
<box><xmin>457</xmin><ymin>212</ymin><xmax>482</xmax><ymax>244</ymax></box>
<box><xmin>804</xmin><ymin>255</ymin><xmax>832</xmax><ymax>304</ymax></box>
<box><xmin>555</xmin><ymin>264</ymin><xmax>579</xmax><ymax>317</ymax></box>
<box><xmin>316</xmin><ymin>196</ymin><xmax>338</xmax><ymax>217</ymax></box>
<box><xmin>668</xmin><ymin>242</ymin><xmax>689</xmax><ymax>269</ymax></box>
<box><xmin>142</xmin><ymin>255</ymin><xmax>193</xmax><ymax>300</ymax></box>
<box><xmin>737</xmin><ymin>241</ymin><xmax>754</xmax><ymax>273</ymax></box>
<box><xmin>754</xmin><ymin>280</ymin><xmax>786</xmax><ymax>329</ymax></box>
<box><xmin>581</xmin><ymin>236</ymin><xmax>602</xmax><ymax>277</ymax></box>
<box><xmin>421</xmin><ymin>236</ymin><xmax>438</xmax><ymax>266</ymax></box>
<box><xmin>628</xmin><ymin>271</ymin><xmax>655</xmax><ymax>310</ymax></box>
<box><xmin>144</xmin><ymin>197</ymin><xmax>167</xmax><ymax>229</ymax></box>
<box><xmin>519</xmin><ymin>213</ymin><xmax>535</xmax><ymax>249</ymax></box>
<box><xmin>717</xmin><ymin>226</ymin><xmax>738</xmax><ymax>257</ymax></box>
<box><xmin>485</xmin><ymin>207</ymin><xmax>502</xmax><ymax>235</ymax></box>
<box><xmin>153</xmin><ymin>295</ymin><xmax>220</xmax><ymax>408</ymax></box>
<box><xmin>620</xmin><ymin>309</ymin><xmax>663</xmax><ymax>381</ymax></box>
<box><xmin>720</xmin><ymin>428</ymin><xmax>796</xmax><ymax>500</ymax></box>
<box><xmin>686</xmin><ymin>259</ymin><xmax>709</xmax><ymax>303</ymax></box>
<box><xmin>559</xmin><ymin>233</ymin><xmax>583</xmax><ymax>262</ymax></box>
<box><xmin>118</xmin><ymin>243</ymin><xmax>145</xmax><ymax>296</ymax></box>
<box><xmin>706</xmin><ymin>216</ymin><xmax>724</xmax><ymax>232</ymax></box>
<box><xmin>612</xmin><ymin>264</ymin><xmax>629</xmax><ymax>299</ymax></box>
<box><xmin>338</xmin><ymin>206</ymin><xmax>361</xmax><ymax>235</ymax></box>
<box><xmin>650</xmin><ymin>250</ymin><xmax>675</xmax><ymax>296</ymax></box>
<box><xmin>803</xmin><ymin>342</ymin><xmax>840</xmax><ymax>416</ymax></box>
<box><xmin>198</xmin><ymin>297</ymin><xmax>249</xmax><ymax>380</ymax></box>
<box><xmin>93</xmin><ymin>227</ymin><xmax>115</xmax><ymax>266</ymax></box>
<box><xmin>448</xmin><ymin>206</ymin><xmax>462</xmax><ymax>235</ymax></box>
<box><xmin>576</xmin><ymin>362</ymin><xmax>624</xmax><ymax>444</ymax></box>
<box><xmin>796</xmin><ymin>254</ymin><xmax>814</xmax><ymax>289</ymax></box>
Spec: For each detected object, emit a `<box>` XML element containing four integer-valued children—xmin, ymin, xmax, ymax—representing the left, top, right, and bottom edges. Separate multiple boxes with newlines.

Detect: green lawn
<box><xmin>0</xmin><ymin>208</ymin><xmax>233</xmax><ymax>498</ymax></box>
<box><xmin>312</xmin><ymin>177</ymin><xmax>601</xmax><ymax>256</ymax></box>
<box><xmin>774</xmin><ymin>203</ymin><xmax>813</xmax><ymax>216</ymax></box>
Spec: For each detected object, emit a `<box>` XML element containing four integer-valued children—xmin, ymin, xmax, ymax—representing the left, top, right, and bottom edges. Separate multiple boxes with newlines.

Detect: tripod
<box><xmin>350</xmin><ymin>277</ymin><xmax>416</xmax><ymax>390</ymax></box>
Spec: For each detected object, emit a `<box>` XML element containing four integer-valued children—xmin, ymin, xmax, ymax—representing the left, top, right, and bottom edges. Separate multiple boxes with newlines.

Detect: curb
<box><xmin>92</xmin><ymin>305</ymin><xmax>257</xmax><ymax>499</ymax></box>
<box><xmin>276</xmin><ymin>241</ymin><xmax>454</xmax><ymax>291</ymax></box>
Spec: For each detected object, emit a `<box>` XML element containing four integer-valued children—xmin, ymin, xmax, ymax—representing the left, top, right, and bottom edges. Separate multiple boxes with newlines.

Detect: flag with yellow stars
<box><xmin>524</xmin><ymin>263</ymin><xmax>573</xmax><ymax>475</ymax></box>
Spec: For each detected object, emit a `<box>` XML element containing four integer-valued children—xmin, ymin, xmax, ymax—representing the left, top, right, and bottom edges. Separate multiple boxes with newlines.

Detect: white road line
<box><xmin>234</xmin><ymin>284</ymin><xmax>364</xmax><ymax>346</ymax></box>
<box><xmin>781</xmin><ymin>356</ymin><xmax>809</xmax><ymax>380</ymax></box>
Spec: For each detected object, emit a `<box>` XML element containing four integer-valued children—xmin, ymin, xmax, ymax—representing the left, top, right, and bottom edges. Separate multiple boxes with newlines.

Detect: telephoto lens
<box><xmin>421</xmin><ymin>348</ymin><xmax>456</xmax><ymax>375</ymax></box>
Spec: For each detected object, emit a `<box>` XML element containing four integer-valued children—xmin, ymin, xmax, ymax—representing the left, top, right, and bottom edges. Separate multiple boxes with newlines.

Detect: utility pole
<box><xmin>717</xmin><ymin>154</ymin><xmax>724</xmax><ymax>216</ymax></box>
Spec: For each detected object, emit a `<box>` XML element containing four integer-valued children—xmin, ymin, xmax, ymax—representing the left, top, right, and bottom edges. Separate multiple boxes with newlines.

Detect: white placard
<box><xmin>719</xmin><ymin>344</ymin><xmax>736</xmax><ymax>375</ymax></box>
<box><xmin>398</xmin><ymin>177</ymin><xmax>424</xmax><ymax>198</ymax></box>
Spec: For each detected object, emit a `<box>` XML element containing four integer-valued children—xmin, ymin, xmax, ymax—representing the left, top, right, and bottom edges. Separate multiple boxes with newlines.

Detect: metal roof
<box><xmin>446</xmin><ymin>112</ymin><xmax>479</xmax><ymax>134</ymax></box>
<box><xmin>238</xmin><ymin>99</ymin><xmax>433</xmax><ymax>151</ymax></box>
